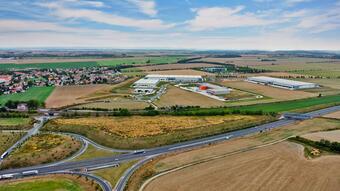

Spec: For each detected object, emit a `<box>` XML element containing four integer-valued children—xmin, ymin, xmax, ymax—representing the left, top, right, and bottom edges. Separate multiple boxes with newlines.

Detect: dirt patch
<box><xmin>74</xmin><ymin>97</ymin><xmax>149</xmax><ymax>110</ymax></box>
<box><xmin>155</xmin><ymin>86</ymin><xmax>225</xmax><ymax>108</ymax></box>
<box><xmin>324</xmin><ymin>111</ymin><xmax>340</xmax><ymax>119</ymax></box>
<box><xmin>303</xmin><ymin>130</ymin><xmax>340</xmax><ymax>142</ymax></box>
<box><xmin>146</xmin><ymin>69</ymin><xmax>214</xmax><ymax>76</ymax></box>
<box><xmin>137</xmin><ymin>63</ymin><xmax>218</xmax><ymax>71</ymax></box>
<box><xmin>144</xmin><ymin>141</ymin><xmax>340</xmax><ymax>191</ymax></box>
<box><xmin>220</xmin><ymin>79</ymin><xmax>317</xmax><ymax>101</ymax></box>
<box><xmin>45</xmin><ymin>84</ymin><xmax>113</xmax><ymax>108</ymax></box>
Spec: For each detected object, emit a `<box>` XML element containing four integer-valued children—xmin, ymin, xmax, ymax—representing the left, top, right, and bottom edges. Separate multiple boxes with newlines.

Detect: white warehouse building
<box><xmin>133</xmin><ymin>78</ymin><xmax>160</xmax><ymax>94</ymax></box>
<box><xmin>247</xmin><ymin>76</ymin><xmax>318</xmax><ymax>90</ymax></box>
<box><xmin>146</xmin><ymin>74</ymin><xmax>203</xmax><ymax>83</ymax></box>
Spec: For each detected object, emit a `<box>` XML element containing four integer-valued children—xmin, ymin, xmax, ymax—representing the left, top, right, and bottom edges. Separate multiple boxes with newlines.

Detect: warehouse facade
<box><xmin>146</xmin><ymin>74</ymin><xmax>203</xmax><ymax>83</ymax></box>
<box><xmin>246</xmin><ymin>76</ymin><xmax>318</xmax><ymax>90</ymax></box>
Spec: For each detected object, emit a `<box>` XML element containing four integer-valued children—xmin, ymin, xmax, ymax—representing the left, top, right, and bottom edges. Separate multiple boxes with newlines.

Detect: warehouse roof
<box><xmin>247</xmin><ymin>76</ymin><xmax>316</xmax><ymax>86</ymax></box>
<box><xmin>146</xmin><ymin>74</ymin><xmax>202</xmax><ymax>78</ymax></box>
<box><xmin>134</xmin><ymin>78</ymin><xmax>160</xmax><ymax>84</ymax></box>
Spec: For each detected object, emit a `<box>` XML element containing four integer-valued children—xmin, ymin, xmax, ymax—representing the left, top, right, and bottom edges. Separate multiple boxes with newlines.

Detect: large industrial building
<box><xmin>247</xmin><ymin>76</ymin><xmax>318</xmax><ymax>90</ymax></box>
<box><xmin>146</xmin><ymin>74</ymin><xmax>203</xmax><ymax>83</ymax></box>
<box><xmin>133</xmin><ymin>74</ymin><xmax>203</xmax><ymax>94</ymax></box>
<box><xmin>133</xmin><ymin>78</ymin><xmax>160</xmax><ymax>94</ymax></box>
<box><xmin>200</xmin><ymin>83</ymin><xmax>230</xmax><ymax>95</ymax></box>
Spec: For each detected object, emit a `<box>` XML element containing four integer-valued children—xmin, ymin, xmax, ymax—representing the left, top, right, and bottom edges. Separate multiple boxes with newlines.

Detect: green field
<box><xmin>0</xmin><ymin>118</ymin><xmax>31</xmax><ymax>128</ymax></box>
<box><xmin>97</xmin><ymin>56</ymin><xmax>186</xmax><ymax>67</ymax></box>
<box><xmin>0</xmin><ymin>62</ymin><xmax>98</xmax><ymax>70</ymax></box>
<box><xmin>177</xmin><ymin>94</ymin><xmax>340</xmax><ymax>115</ymax></box>
<box><xmin>0</xmin><ymin>56</ymin><xmax>187</xmax><ymax>70</ymax></box>
<box><xmin>0</xmin><ymin>86</ymin><xmax>55</xmax><ymax>106</ymax></box>
<box><xmin>0</xmin><ymin>177</ymin><xmax>89</xmax><ymax>191</ymax></box>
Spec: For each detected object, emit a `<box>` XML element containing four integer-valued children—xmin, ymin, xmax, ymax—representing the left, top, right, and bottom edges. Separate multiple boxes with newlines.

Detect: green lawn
<box><xmin>0</xmin><ymin>62</ymin><xmax>98</xmax><ymax>70</ymax></box>
<box><xmin>93</xmin><ymin>160</ymin><xmax>137</xmax><ymax>187</ymax></box>
<box><xmin>0</xmin><ymin>86</ymin><xmax>55</xmax><ymax>106</ymax></box>
<box><xmin>0</xmin><ymin>179</ymin><xmax>85</xmax><ymax>191</ymax></box>
<box><xmin>0</xmin><ymin>118</ymin><xmax>31</xmax><ymax>126</ymax></box>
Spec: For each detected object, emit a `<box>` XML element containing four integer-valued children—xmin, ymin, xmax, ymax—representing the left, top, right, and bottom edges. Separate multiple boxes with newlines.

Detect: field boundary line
<box><xmin>139</xmin><ymin>136</ymin><xmax>294</xmax><ymax>191</ymax></box>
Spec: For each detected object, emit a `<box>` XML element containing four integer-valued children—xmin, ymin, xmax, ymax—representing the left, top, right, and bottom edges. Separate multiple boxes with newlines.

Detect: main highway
<box><xmin>0</xmin><ymin>105</ymin><xmax>340</xmax><ymax>191</ymax></box>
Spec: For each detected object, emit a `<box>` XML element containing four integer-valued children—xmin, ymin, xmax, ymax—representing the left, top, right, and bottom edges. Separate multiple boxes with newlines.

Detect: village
<box><xmin>0</xmin><ymin>67</ymin><xmax>126</xmax><ymax>95</ymax></box>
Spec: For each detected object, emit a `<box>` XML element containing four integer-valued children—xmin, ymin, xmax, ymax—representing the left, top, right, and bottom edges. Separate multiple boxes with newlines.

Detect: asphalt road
<box><xmin>1</xmin><ymin>105</ymin><xmax>339</xmax><ymax>190</ymax></box>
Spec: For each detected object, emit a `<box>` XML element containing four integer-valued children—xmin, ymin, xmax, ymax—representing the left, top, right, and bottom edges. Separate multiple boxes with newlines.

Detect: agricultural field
<box><xmin>0</xmin><ymin>133</ymin><xmax>81</xmax><ymax>169</ymax></box>
<box><xmin>0</xmin><ymin>61</ymin><xmax>98</xmax><ymax>70</ymax></box>
<box><xmin>0</xmin><ymin>117</ymin><xmax>32</xmax><ymax>130</ymax></box>
<box><xmin>126</xmin><ymin>118</ymin><xmax>340</xmax><ymax>191</ymax></box>
<box><xmin>220</xmin><ymin>79</ymin><xmax>317</xmax><ymax>101</ymax></box>
<box><xmin>302</xmin><ymin>130</ymin><xmax>340</xmax><ymax>142</ymax></box>
<box><xmin>146</xmin><ymin>69</ymin><xmax>214</xmax><ymax>76</ymax></box>
<box><xmin>0</xmin><ymin>174</ymin><xmax>100</xmax><ymax>191</ymax></box>
<box><xmin>94</xmin><ymin>160</ymin><xmax>137</xmax><ymax>187</ymax></box>
<box><xmin>43</xmin><ymin>115</ymin><xmax>273</xmax><ymax>149</ymax></box>
<box><xmin>74</xmin><ymin>97</ymin><xmax>150</xmax><ymax>110</ymax></box>
<box><xmin>97</xmin><ymin>56</ymin><xmax>186</xmax><ymax>67</ymax></box>
<box><xmin>155</xmin><ymin>86</ymin><xmax>225</xmax><ymax>108</ymax></box>
<box><xmin>136</xmin><ymin>63</ymin><xmax>218</xmax><ymax>71</ymax></box>
<box><xmin>0</xmin><ymin>132</ymin><xmax>24</xmax><ymax>154</ymax></box>
<box><xmin>45</xmin><ymin>84</ymin><xmax>113</xmax><ymax>108</ymax></box>
<box><xmin>324</xmin><ymin>111</ymin><xmax>340</xmax><ymax>119</ymax></box>
<box><xmin>143</xmin><ymin>141</ymin><xmax>340</xmax><ymax>191</ymax></box>
<box><xmin>0</xmin><ymin>86</ymin><xmax>54</xmax><ymax>106</ymax></box>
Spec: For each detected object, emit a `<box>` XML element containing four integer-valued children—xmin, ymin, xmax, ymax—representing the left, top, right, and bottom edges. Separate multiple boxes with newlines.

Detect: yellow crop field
<box><xmin>51</xmin><ymin>115</ymin><xmax>258</xmax><ymax>138</ymax></box>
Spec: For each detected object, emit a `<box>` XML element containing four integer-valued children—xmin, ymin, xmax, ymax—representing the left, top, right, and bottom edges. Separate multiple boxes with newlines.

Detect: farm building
<box><xmin>133</xmin><ymin>78</ymin><xmax>160</xmax><ymax>94</ymax></box>
<box><xmin>247</xmin><ymin>76</ymin><xmax>318</xmax><ymax>90</ymax></box>
<box><xmin>146</xmin><ymin>74</ymin><xmax>203</xmax><ymax>83</ymax></box>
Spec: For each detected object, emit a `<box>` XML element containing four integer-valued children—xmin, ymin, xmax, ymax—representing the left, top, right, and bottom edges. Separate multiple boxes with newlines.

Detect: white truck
<box><xmin>22</xmin><ymin>170</ymin><xmax>39</xmax><ymax>176</ymax></box>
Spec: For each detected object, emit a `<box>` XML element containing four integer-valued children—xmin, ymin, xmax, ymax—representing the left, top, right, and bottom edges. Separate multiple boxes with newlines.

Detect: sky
<box><xmin>1</xmin><ymin>0</ymin><xmax>340</xmax><ymax>50</ymax></box>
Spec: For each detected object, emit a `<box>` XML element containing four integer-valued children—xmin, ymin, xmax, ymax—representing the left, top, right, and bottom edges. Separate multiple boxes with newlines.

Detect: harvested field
<box><xmin>0</xmin><ymin>133</ymin><xmax>81</xmax><ymax>169</ymax></box>
<box><xmin>144</xmin><ymin>141</ymin><xmax>340</xmax><ymax>191</ymax></box>
<box><xmin>137</xmin><ymin>63</ymin><xmax>218</xmax><ymax>71</ymax></box>
<box><xmin>74</xmin><ymin>97</ymin><xmax>149</xmax><ymax>110</ymax></box>
<box><xmin>43</xmin><ymin>115</ymin><xmax>272</xmax><ymax>149</ymax></box>
<box><xmin>146</xmin><ymin>69</ymin><xmax>214</xmax><ymax>76</ymax></box>
<box><xmin>155</xmin><ymin>86</ymin><xmax>225</xmax><ymax>108</ymax></box>
<box><xmin>45</xmin><ymin>84</ymin><xmax>113</xmax><ymax>108</ymax></box>
<box><xmin>324</xmin><ymin>111</ymin><xmax>340</xmax><ymax>119</ymax></box>
<box><xmin>0</xmin><ymin>132</ymin><xmax>24</xmax><ymax>154</ymax></box>
<box><xmin>0</xmin><ymin>174</ymin><xmax>99</xmax><ymax>191</ymax></box>
<box><xmin>303</xmin><ymin>130</ymin><xmax>340</xmax><ymax>142</ymax></box>
<box><xmin>126</xmin><ymin>118</ymin><xmax>340</xmax><ymax>191</ymax></box>
<box><xmin>220</xmin><ymin>79</ymin><xmax>317</xmax><ymax>101</ymax></box>
<box><xmin>0</xmin><ymin>58</ymin><xmax>110</xmax><ymax>64</ymax></box>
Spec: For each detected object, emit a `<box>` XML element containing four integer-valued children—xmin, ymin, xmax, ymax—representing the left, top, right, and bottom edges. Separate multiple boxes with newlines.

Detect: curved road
<box><xmin>0</xmin><ymin>105</ymin><xmax>339</xmax><ymax>190</ymax></box>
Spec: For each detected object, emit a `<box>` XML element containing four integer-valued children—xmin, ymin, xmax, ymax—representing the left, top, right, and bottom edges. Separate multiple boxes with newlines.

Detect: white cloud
<box><xmin>187</xmin><ymin>6</ymin><xmax>283</xmax><ymax>31</ymax></box>
<box><xmin>38</xmin><ymin>1</ymin><xmax>173</xmax><ymax>30</ymax></box>
<box><xmin>127</xmin><ymin>0</ymin><xmax>157</xmax><ymax>17</ymax></box>
<box><xmin>296</xmin><ymin>7</ymin><xmax>340</xmax><ymax>33</ymax></box>
<box><xmin>1</xmin><ymin>26</ymin><xmax>340</xmax><ymax>50</ymax></box>
<box><xmin>0</xmin><ymin>19</ymin><xmax>77</xmax><ymax>33</ymax></box>
<box><xmin>62</xmin><ymin>0</ymin><xmax>106</xmax><ymax>8</ymax></box>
